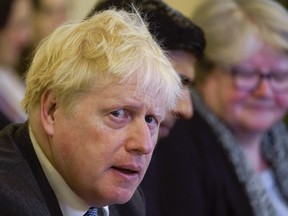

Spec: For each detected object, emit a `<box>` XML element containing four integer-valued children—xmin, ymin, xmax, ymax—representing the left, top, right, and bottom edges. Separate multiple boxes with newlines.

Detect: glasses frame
<box><xmin>230</xmin><ymin>66</ymin><xmax>288</xmax><ymax>93</ymax></box>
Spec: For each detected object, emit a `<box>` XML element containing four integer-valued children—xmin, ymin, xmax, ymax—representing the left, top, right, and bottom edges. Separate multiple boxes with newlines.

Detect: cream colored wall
<box><xmin>69</xmin><ymin>0</ymin><xmax>98</xmax><ymax>20</ymax></box>
<box><xmin>164</xmin><ymin>0</ymin><xmax>203</xmax><ymax>17</ymax></box>
<box><xmin>69</xmin><ymin>0</ymin><xmax>203</xmax><ymax>20</ymax></box>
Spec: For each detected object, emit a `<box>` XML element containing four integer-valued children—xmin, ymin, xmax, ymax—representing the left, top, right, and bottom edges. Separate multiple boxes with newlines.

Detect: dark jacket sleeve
<box><xmin>0</xmin><ymin>123</ymin><xmax>62</xmax><ymax>216</ymax></box>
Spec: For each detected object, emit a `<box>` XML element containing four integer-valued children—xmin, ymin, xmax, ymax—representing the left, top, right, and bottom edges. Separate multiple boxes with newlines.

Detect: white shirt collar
<box><xmin>29</xmin><ymin>126</ymin><xmax>109</xmax><ymax>216</ymax></box>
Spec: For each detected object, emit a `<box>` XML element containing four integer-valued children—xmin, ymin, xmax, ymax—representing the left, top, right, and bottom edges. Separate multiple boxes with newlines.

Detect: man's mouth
<box><xmin>112</xmin><ymin>166</ymin><xmax>139</xmax><ymax>175</ymax></box>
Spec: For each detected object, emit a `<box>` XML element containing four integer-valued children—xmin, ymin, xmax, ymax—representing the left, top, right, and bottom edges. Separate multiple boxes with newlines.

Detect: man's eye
<box><xmin>111</xmin><ymin>109</ymin><xmax>126</xmax><ymax>118</ymax></box>
<box><xmin>145</xmin><ymin>115</ymin><xmax>157</xmax><ymax>126</ymax></box>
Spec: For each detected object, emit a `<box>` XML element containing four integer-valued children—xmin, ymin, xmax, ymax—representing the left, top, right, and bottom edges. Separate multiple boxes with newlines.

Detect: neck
<box><xmin>233</xmin><ymin>128</ymin><xmax>269</xmax><ymax>172</ymax></box>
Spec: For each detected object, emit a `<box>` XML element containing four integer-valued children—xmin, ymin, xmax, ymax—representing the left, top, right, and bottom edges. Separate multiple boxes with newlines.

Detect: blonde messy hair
<box><xmin>22</xmin><ymin>9</ymin><xmax>181</xmax><ymax>115</ymax></box>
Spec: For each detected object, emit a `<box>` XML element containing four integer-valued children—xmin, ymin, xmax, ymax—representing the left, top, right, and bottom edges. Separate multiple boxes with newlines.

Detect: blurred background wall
<box><xmin>69</xmin><ymin>0</ymin><xmax>204</xmax><ymax>20</ymax></box>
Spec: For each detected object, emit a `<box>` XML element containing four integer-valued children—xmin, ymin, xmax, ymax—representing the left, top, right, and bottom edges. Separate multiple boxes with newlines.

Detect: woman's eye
<box><xmin>238</xmin><ymin>72</ymin><xmax>258</xmax><ymax>79</ymax></box>
<box><xmin>111</xmin><ymin>109</ymin><xmax>126</xmax><ymax>118</ymax></box>
<box><xmin>145</xmin><ymin>115</ymin><xmax>157</xmax><ymax>126</ymax></box>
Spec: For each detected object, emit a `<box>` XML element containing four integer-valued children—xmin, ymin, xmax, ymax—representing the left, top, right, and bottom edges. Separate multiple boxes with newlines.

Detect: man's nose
<box><xmin>125</xmin><ymin>119</ymin><xmax>154</xmax><ymax>155</ymax></box>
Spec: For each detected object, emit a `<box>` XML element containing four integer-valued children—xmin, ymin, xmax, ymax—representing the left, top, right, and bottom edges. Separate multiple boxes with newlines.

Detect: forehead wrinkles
<box><xmin>102</xmin><ymin>83</ymin><xmax>165</xmax><ymax>113</ymax></box>
<box><xmin>90</xmin><ymin>82</ymin><xmax>157</xmax><ymax>100</ymax></box>
<box><xmin>133</xmin><ymin>91</ymin><xmax>166</xmax><ymax>118</ymax></box>
<box><xmin>119</xmin><ymin>83</ymin><xmax>163</xmax><ymax>105</ymax></box>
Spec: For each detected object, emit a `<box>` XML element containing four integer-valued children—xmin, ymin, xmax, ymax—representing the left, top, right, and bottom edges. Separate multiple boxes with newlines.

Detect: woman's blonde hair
<box><xmin>192</xmin><ymin>0</ymin><xmax>288</xmax><ymax>82</ymax></box>
<box><xmin>22</xmin><ymin>9</ymin><xmax>182</xmax><ymax>115</ymax></box>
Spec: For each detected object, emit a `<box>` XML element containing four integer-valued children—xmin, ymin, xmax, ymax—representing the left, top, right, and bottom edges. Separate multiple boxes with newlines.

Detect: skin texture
<box><xmin>201</xmin><ymin>45</ymin><xmax>288</xmax><ymax>140</ymax></box>
<box><xmin>0</xmin><ymin>0</ymin><xmax>33</xmax><ymax>66</ymax></box>
<box><xmin>37</xmin><ymin>82</ymin><xmax>166</xmax><ymax>207</ymax></box>
<box><xmin>159</xmin><ymin>50</ymin><xmax>195</xmax><ymax>139</ymax></box>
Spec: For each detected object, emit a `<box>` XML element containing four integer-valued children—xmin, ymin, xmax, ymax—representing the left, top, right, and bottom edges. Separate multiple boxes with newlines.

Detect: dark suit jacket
<box><xmin>0</xmin><ymin>110</ymin><xmax>11</xmax><ymax>130</ymax></box>
<box><xmin>141</xmin><ymin>110</ymin><xmax>254</xmax><ymax>216</ymax></box>
<box><xmin>0</xmin><ymin>123</ymin><xmax>145</xmax><ymax>216</ymax></box>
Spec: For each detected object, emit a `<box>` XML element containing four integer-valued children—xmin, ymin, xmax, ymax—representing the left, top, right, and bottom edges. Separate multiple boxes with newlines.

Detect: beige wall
<box><xmin>164</xmin><ymin>0</ymin><xmax>203</xmax><ymax>17</ymax></box>
<box><xmin>69</xmin><ymin>0</ymin><xmax>203</xmax><ymax>20</ymax></box>
<box><xmin>69</xmin><ymin>0</ymin><xmax>98</xmax><ymax>20</ymax></box>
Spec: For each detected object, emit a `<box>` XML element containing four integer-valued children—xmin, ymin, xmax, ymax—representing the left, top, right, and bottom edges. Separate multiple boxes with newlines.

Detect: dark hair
<box><xmin>31</xmin><ymin>0</ymin><xmax>41</xmax><ymax>10</ymax></box>
<box><xmin>0</xmin><ymin>0</ymin><xmax>15</xmax><ymax>30</ymax></box>
<box><xmin>276</xmin><ymin>0</ymin><xmax>288</xmax><ymax>9</ymax></box>
<box><xmin>87</xmin><ymin>0</ymin><xmax>205</xmax><ymax>58</ymax></box>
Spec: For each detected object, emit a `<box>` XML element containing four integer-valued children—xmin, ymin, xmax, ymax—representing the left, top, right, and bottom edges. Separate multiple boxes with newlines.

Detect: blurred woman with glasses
<box><xmin>148</xmin><ymin>0</ymin><xmax>288</xmax><ymax>215</ymax></box>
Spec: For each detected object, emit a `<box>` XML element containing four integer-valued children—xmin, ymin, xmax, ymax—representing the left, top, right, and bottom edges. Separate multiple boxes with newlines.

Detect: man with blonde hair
<box><xmin>0</xmin><ymin>9</ymin><xmax>181</xmax><ymax>216</ymax></box>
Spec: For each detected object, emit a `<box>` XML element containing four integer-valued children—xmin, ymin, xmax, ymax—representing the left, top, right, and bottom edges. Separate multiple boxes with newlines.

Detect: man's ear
<box><xmin>41</xmin><ymin>90</ymin><xmax>57</xmax><ymax>136</ymax></box>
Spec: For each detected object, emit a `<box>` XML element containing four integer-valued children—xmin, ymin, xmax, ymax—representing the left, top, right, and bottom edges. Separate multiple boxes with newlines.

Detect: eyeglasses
<box><xmin>230</xmin><ymin>66</ymin><xmax>288</xmax><ymax>93</ymax></box>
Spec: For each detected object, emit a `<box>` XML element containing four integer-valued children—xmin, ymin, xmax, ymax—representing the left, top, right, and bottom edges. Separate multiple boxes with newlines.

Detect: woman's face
<box><xmin>34</xmin><ymin>0</ymin><xmax>69</xmax><ymax>42</ymax></box>
<box><xmin>201</xmin><ymin>45</ymin><xmax>288</xmax><ymax>133</ymax></box>
<box><xmin>0</xmin><ymin>0</ymin><xmax>33</xmax><ymax>66</ymax></box>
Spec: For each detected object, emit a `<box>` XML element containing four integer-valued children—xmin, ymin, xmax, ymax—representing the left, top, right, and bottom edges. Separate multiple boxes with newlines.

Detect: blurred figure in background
<box><xmin>0</xmin><ymin>0</ymin><xmax>33</xmax><ymax>129</ymax></box>
<box><xmin>32</xmin><ymin>0</ymin><xmax>70</xmax><ymax>44</ymax></box>
<box><xmin>88</xmin><ymin>1</ymin><xmax>205</xmax><ymax>215</ymax></box>
<box><xmin>145</xmin><ymin>0</ymin><xmax>288</xmax><ymax>215</ymax></box>
<box><xmin>276</xmin><ymin>0</ymin><xmax>288</xmax><ymax>126</ymax></box>
<box><xmin>17</xmin><ymin>0</ymin><xmax>71</xmax><ymax>76</ymax></box>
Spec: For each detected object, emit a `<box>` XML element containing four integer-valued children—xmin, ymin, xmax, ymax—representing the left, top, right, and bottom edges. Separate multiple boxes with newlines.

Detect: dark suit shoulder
<box><xmin>0</xmin><ymin>124</ymin><xmax>52</xmax><ymax>215</ymax></box>
<box><xmin>0</xmin><ymin>110</ymin><xmax>11</xmax><ymax>131</ymax></box>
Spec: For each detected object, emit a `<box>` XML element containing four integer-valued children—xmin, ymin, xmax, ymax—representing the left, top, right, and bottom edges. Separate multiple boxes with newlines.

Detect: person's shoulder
<box><xmin>0</xmin><ymin>123</ymin><xmax>30</xmax><ymax>180</ymax></box>
<box><xmin>0</xmin><ymin>123</ymin><xmax>50</xmax><ymax>214</ymax></box>
<box><xmin>0</xmin><ymin>124</ymin><xmax>22</xmax><ymax>158</ymax></box>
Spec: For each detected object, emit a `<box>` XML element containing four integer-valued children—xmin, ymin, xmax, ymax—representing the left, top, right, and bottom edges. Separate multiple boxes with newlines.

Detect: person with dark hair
<box><xmin>0</xmin><ymin>0</ymin><xmax>33</xmax><ymax>129</ymax></box>
<box><xmin>17</xmin><ymin>0</ymin><xmax>71</xmax><ymax>77</ymax></box>
<box><xmin>88</xmin><ymin>1</ymin><xmax>206</xmax><ymax>215</ymax></box>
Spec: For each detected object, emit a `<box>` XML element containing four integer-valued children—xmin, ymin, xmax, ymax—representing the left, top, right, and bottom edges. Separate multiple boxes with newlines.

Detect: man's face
<box><xmin>158</xmin><ymin>50</ymin><xmax>195</xmax><ymax>139</ymax></box>
<box><xmin>45</xmin><ymin>82</ymin><xmax>165</xmax><ymax>206</ymax></box>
